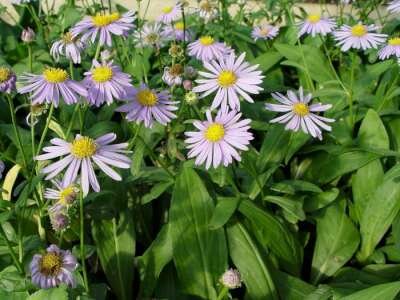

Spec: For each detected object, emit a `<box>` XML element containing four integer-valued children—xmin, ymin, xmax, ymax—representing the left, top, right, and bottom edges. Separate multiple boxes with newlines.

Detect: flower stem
<box><xmin>28</xmin><ymin>45</ymin><xmax>33</xmax><ymax>72</ymax></box>
<box><xmin>0</xmin><ymin>225</ymin><xmax>24</xmax><ymax>274</ymax></box>
<box><xmin>7</xmin><ymin>95</ymin><xmax>28</xmax><ymax>168</ymax></box>
<box><xmin>79</xmin><ymin>190</ymin><xmax>89</xmax><ymax>293</ymax></box>
<box><xmin>35</xmin><ymin>103</ymin><xmax>54</xmax><ymax>157</ymax></box>
<box><xmin>216</xmin><ymin>286</ymin><xmax>229</xmax><ymax>300</ymax></box>
<box><xmin>94</xmin><ymin>42</ymin><xmax>102</xmax><ymax>61</ymax></box>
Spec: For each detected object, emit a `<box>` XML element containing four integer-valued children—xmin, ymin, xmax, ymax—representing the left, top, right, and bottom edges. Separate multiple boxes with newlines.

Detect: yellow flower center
<box><xmin>137</xmin><ymin>89</ymin><xmax>158</xmax><ymax>106</ymax></box>
<box><xmin>162</xmin><ymin>6</ymin><xmax>173</xmax><ymax>13</ymax></box>
<box><xmin>43</xmin><ymin>68</ymin><xmax>68</xmax><ymax>83</ymax></box>
<box><xmin>71</xmin><ymin>136</ymin><xmax>97</xmax><ymax>158</ymax></box>
<box><xmin>145</xmin><ymin>33</ymin><xmax>159</xmax><ymax>43</ymax></box>
<box><xmin>92</xmin><ymin>66</ymin><xmax>113</xmax><ymax>83</ymax></box>
<box><xmin>218</xmin><ymin>71</ymin><xmax>237</xmax><ymax>88</ymax></box>
<box><xmin>389</xmin><ymin>37</ymin><xmax>400</xmax><ymax>46</ymax></box>
<box><xmin>40</xmin><ymin>252</ymin><xmax>62</xmax><ymax>276</ymax></box>
<box><xmin>307</xmin><ymin>14</ymin><xmax>321</xmax><ymax>23</ymax></box>
<box><xmin>59</xmin><ymin>185</ymin><xmax>77</xmax><ymax>205</ymax></box>
<box><xmin>199</xmin><ymin>36</ymin><xmax>214</xmax><ymax>46</ymax></box>
<box><xmin>92</xmin><ymin>12</ymin><xmax>120</xmax><ymax>27</ymax></box>
<box><xmin>62</xmin><ymin>32</ymin><xmax>74</xmax><ymax>43</ymax></box>
<box><xmin>205</xmin><ymin>123</ymin><xmax>225</xmax><ymax>142</ymax></box>
<box><xmin>351</xmin><ymin>24</ymin><xmax>367</xmax><ymax>37</ymax></box>
<box><xmin>292</xmin><ymin>102</ymin><xmax>309</xmax><ymax>116</ymax></box>
<box><xmin>175</xmin><ymin>22</ymin><xmax>184</xmax><ymax>30</ymax></box>
<box><xmin>0</xmin><ymin>67</ymin><xmax>10</xmax><ymax>83</ymax></box>
<box><xmin>259</xmin><ymin>27</ymin><xmax>270</xmax><ymax>36</ymax></box>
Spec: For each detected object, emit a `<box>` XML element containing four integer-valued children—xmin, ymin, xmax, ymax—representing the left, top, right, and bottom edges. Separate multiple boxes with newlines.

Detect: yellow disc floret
<box><xmin>59</xmin><ymin>185</ymin><xmax>78</xmax><ymax>205</ymax></box>
<box><xmin>137</xmin><ymin>89</ymin><xmax>158</xmax><ymax>106</ymax></box>
<box><xmin>40</xmin><ymin>252</ymin><xmax>62</xmax><ymax>276</ymax></box>
<box><xmin>62</xmin><ymin>32</ymin><xmax>74</xmax><ymax>43</ymax></box>
<box><xmin>175</xmin><ymin>22</ymin><xmax>185</xmax><ymax>30</ymax></box>
<box><xmin>0</xmin><ymin>67</ymin><xmax>10</xmax><ymax>83</ymax></box>
<box><xmin>307</xmin><ymin>14</ymin><xmax>321</xmax><ymax>23</ymax></box>
<box><xmin>389</xmin><ymin>37</ymin><xmax>400</xmax><ymax>46</ymax></box>
<box><xmin>43</xmin><ymin>68</ymin><xmax>68</xmax><ymax>83</ymax></box>
<box><xmin>162</xmin><ymin>6</ymin><xmax>173</xmax><ymax>14</ymax></box>
<box><xmin>292</xmin><ymin>102</ymin><xmax>310</xmax><ymax>117</ymax></box>
<box><xmin>351</xmin><ymin>24</ymin><xmax>367</xmax><ymax>37</ymax></box>
<box><xmin>199</xmin><ymin>36</ymin><xmax>214</xmax><ymax>46</ymax></box>
<box><xmin>92</xmin><ymin>66</ymin><xmax>113</xmax><ymax>83</ymax></box>
<box><xmin>71</xmin><ymin>136</ymin><xmax>97</xmax><ymax>158</ymax></box>
<box><xmin>92</xmin><ymin>12</ymin><xmax>120</xmax><ymax>27</ymax></box>
<box><xmin>205</xmin><ymin>123</ymin><xmax>225</xmax><ymax>142</ymax></box>
<box><xmin>218</xmin><ymin>70</ymin><xmax>237</xmax><ymax>88</ymax></box>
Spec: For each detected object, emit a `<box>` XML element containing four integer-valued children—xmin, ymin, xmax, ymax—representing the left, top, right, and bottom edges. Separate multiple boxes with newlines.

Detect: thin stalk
<box><xmin>94</xmin><ymin>42</ymin><xmax>102</xmax><ymax>61</ymax></box>
<box><xmin>36</xmin><ymin>104</ymin><xmax>54</xmax><ymax>157</ymax></box>
<box><xmin>79</xmin><ymin>190</ymin><xmax>89</xmax><ymax>293</ymax></box>
<box><xmin>0</xmin><ymin>225</ymin><xmax>24</xmax><ymax>274</ymax></box>
<box><xmin>7</xmin><ymin>95</ymin><xmax>28</xmax><ymax>168</ymax></box>
<box><xmin>348</xmin><ymin>52</ymin><xmax>356</xmax><ymax>128</ymax></box>
<box><xmin>216</xmin><ymin>286</ymin><xmax>229</xmax><ymax>300</ymax></box>
<box><xmin>66</xmin><ymin>104</ymin><xmax>80</xmax><ymax>139</ymax></box>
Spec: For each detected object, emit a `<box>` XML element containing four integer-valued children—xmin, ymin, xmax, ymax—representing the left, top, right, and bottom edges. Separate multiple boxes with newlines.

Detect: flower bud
<box><xmin>184</xmin><ymin>91</ymin><xmax>198</xmax><ymax>105</ymax></box>
<box><xmin>49</xmin><ymin>206</ymin><xmax>70</xmax><ymax>232</ymax></box>
<box><xmin>21</xmin><ymin>27</ymin><xmax>35</xmax><ymax>43</ymax></box>
<box><xmin>184</xmin><ymin>66</ymin><xmax>197</xmax><ymax>79</ymax></box>
<box><xmin>183</xmin><ymin>80</ymin><xmax>192</xmax><ymax>91</ymax></box>
<box><xmin>220</xmin><ymin>268</ymin><xmax>242</xmax><ymax>289</ymax></box>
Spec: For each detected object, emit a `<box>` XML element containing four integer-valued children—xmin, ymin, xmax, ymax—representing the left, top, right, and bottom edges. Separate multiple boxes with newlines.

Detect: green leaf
<box><xmin>0</xmin><ymin>266</ymin><xmax>28</xmax><ymax>292</ymax></box>
<box><xmin>304</xmin><ymin>151</ymin><xmax>381</xmax><ymax>184</ymax></box>
<box><xmin>358</xmin><ymin>164</ymin><xmax>400</xmax><ymax>262</ymax></box>
<box><xmin>251</xmin><ymin>51</ymin><xmax>282</xmax><ymax>72</ymax></box>
<box><xmin>357</xmin><ymin>109</ymin><xmax>389</xmax><ymax>149</ymax></box>
<box><xmin>138</xmin><ymin>224</ymin><xmax>173</xmax><ymax>298</ymax></box>
<box><xmin>169</xmin><ymin>167</ymin><xmax>227</xmax><ymax>299</ymax></box>
<box><xmin>239</xmin><ymin>200</ymin><xmax>303</xmax><ymax>275</ymax></box>
<box><xmin>304</xmin><ymin>188</ymin><xmax>339</xmax><ymax>212</ymax></box>
<box><xmin>271</xmin><ymin>180</ymin><xmax>323</xmax><ymax>194</ymax></box>
<box><xmin>92</xmin><ymin>209</ymin><xmax>135</xmax><ymax>300</ymax></box>
<box><xmin>340</xmin><ymin>282</ymin><xmax>400</xmax><ymax>300</ymax></box>
<box><xmin>274</xmin><ymin>271</ymin><xmax>316</xmax><ymax>300</ymax></box>
<box><xmin>27</xmin><ymin>285</ymin><xmax>68</xmax><ymax>300</ymax></box>
<box><xmin>227</xmin><ymin>221</ymin><xmax>278</xmax><ymax>300</ymax></box>
<box><xmin>311</xmin><ymin>200</ymin><xmax>360</xmax><ymax>284</ymax></box>
<box><xmin>141</xmin><ymin>180</ymin><xmax>173</xmax><ymax>204</ymax></box>
<box><xmin>209</xmin><ymin>197</ymin><xmax>240</xmax><ymax>230</ymax></box>
<box><xmin>264</xmin><ymin>196</ymin><xmax>305</xmax><ymax>222</ymax></box>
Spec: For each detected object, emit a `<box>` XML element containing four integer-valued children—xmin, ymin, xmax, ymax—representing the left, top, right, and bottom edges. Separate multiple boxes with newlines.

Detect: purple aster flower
<box><xmin>45</xmin><ymin>180</ymin><xmax>79</xmax><ymax>207</ymax></box>
<box><xmin>133</xmin><ymin>22</ymin><xmax>167</xmax><ymax>49</ymax></box>
<box><xmin>251</xmin><ymin>24</ymin><xmax>279</xmax><ymax>41</ymax></box>
<box><xmin>265</xmin><ymin>87</ymin><xmax>334</xmax><ymax>140</ymax></box>
<box><xmin>116</xmin><ymin>84</ymin><xmax>178</xmax><ymax>128</ymax></box>
<box><xmin>388</xmin><ymin>0</ymin><xmax>400</xmax><ymax>13</ymax></box>
<box><xmin>185</xmin><ymin>109</ymin><xmax>253</xmax><ymax>169</ymax></box>
<box><xmin>158</xmin><ymin>3</ymin><xmax>182</xmax><ymax>24</ymax></box>
<box><xmin>163</xmin><ymin>21</ymin><xmax>193</xmax><ymax>42</ymax></box>
<box><xmin>30</xmin><ymin>244</ymin><xmax>78</xmax><ymax>289</ymax></box>
<box><xmin>162</xmin><ymin>64</ymin><xmax>184</xmax><ymax>86</ymax></box>
<box><xmin>83</xmin><ymin>60</ymin><xmax>133</xmax><ymax>106</ymax></box>
<box><xmin>378</xmin><ymin>37</ymin><xmax>400</xmax><ymax>60</ymax></box>
<box><xmin>193</xmin><ymin>52</ymin><xmax>264</xmax><ymax>110</ymax></box>
<box><xmin>297</xmin><ymin>14</ymin><xmax>336</xmax><ymax>37</ymax></box>
<box><xmin>0</xmin><ymin>67</ymin><xmax>16</xmax><ymax>93</ymax></box>
<box><xmin>50</xmin><ymin>32</ymin><xmax>85</xmax><ymax>64</ymax></box>
<box><xmin>220</xmin><ymin>269</ymin><xmax>242</xmax><ymax>289</ymax></box>
<box><xmin>35</xmin><ymin>133</ymin><xmax>131</xmax><ymax>196</ymax></box>
<box><xmin>333</xmin><ymin>23</ymin><xmax>387</xmax><ymax>51</ymax></box>
<box><xmin>71</xmin><ymin>11</ymin><xmax>135</xmax><ymax>46</ymax></box>
<box><xmin>18</xmin><ymin>68</ymin><xmax>87</xmax><ymax>107</ymax></box>
<box><xmin>188</xmin><ymin>36</ymin><xmax>231</xmax><ymax>62</ymax></box>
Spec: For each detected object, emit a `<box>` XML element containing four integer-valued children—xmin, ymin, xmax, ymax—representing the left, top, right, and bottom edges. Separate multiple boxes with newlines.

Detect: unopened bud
<box><xmin>184</xmin><ymin>91</ymin><xmax>198</xmax><ymax>105</ymax></box>
<box><xmin>220</xmin><ymin>269</ymin><xmax>242</xmax><ymax>289</ymax></box>
<box><xmin>184</xmin><ymin>66</ymin><xmax>197</xmax><ymax>79</ymax></box>
<box><xmin>183</xmin><ymin>80</ymin><xmax>192</xmax><ymax>91</ymax></box>
<box><xmin>21</xmin><ymin>27</ymin><xmax>35</xmax><ymax>43</ymax></box>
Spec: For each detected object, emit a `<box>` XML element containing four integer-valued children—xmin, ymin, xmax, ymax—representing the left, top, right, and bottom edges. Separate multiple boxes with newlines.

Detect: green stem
<box><xmin>35</xmin><ymin>104</ymin><xmax>54</xmax><ymax>157</ymax></box>
<box><xmin>79</xmin><ymin>190</ymin><xmax>89</xmax><ymax>293</ymax></box>
<box><xmin>28</xmin><ymin>45</ymin><xmax>33</xmax><ymax>72</ymax></box>
<box><xmin>7</xmin><ymin>95</ymin><xmax>28</xmax><ymax>168</ymax></box>
<box><xmin>94</xmin><ymin>42</ymin><xmax>102</xmax><ymax>61</ymax></box>
<box><xmin>216</xmin><ymin>286</ymin><xmax>229</xmax><ymax>300</ymax></box>
<box><xmin>0</xmin><ymin>225</ymin><xmax>24</xmax><ymax>274</ymax></box>
<box><xmin>66</xmin><ymin>104</ymin><xmax>80</xmax><ymax>139</ymax></box>
<box><xmin>348</xmin><ymin>52</ymin><xmax>356</xmax><ymax>128</ymax></box>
